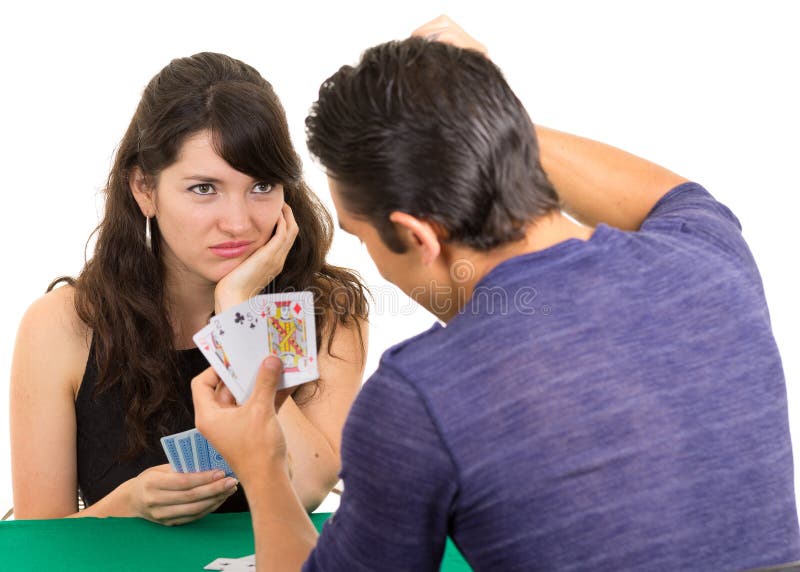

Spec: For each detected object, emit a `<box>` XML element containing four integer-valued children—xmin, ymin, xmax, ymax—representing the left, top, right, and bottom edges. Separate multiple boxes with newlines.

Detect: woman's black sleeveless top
<box><xmin>75</xmin><ymin>341</ymin><xmax>248</xmax><ymax>512</ymax></box>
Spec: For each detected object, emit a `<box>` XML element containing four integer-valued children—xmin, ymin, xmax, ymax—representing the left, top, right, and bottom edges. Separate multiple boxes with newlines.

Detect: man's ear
<box><xmin>388</xmin><ymin>211</ymin><xmax>443</xmax><ymax>266</ymax></box>
<box><xmin>129</xmin><ymin>167</ymin><xmax>156</xmax><ymax>217</ymax></box>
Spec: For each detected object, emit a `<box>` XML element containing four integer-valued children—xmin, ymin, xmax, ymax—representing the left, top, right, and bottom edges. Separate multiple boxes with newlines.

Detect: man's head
<box><xmin>305</xmin><ymin>37</ymin><xmax>559</xmax><ymax>257</ymax></box>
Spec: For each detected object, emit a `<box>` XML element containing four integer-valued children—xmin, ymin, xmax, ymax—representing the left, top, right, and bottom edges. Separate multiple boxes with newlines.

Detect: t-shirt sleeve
<box><xmin>639</xmin><ymin>182</ymin><xmax>753</xmax><ymax>263</ymax></box>
<box><xmin>303</xmin><ymin>364</ymin><xmax>458</xmax><ymax>572</ymax></box>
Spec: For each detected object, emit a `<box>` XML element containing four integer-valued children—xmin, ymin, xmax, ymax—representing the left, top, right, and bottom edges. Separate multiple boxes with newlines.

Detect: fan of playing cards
<box><xmin>161</xmin><ymin>428</ymin><xmax>235</xmax><ymax>477</ymax></box>
<box><xmin>161</xmin><ymin>292</ymin><xmax>319</xmax><ymax>479</ymax></box>
<box><xmin>193</xmin><ymin>292</ymin><xmax>319</xmax><ymax>404</ymax></box>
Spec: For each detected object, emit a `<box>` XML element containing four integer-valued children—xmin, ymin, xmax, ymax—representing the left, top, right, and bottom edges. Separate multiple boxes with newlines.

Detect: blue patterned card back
<box><xmin>160</xmin><ymin>435</ymin><xmax>184</xmax><ymax>473</ymax></box>
<box><xmin>192</xmin><ymin>429</ymin><xmax>212</xmax><ymax>472</ymax></box>
<box><xmin>177</xmin><ymin>433</ymin><xmax>197</xmax><ymax>472</ymax></box>
<box><xmin>204</xmin><ymin>433</ymin><xmax>236</xmax><ymax>477</ymax></box>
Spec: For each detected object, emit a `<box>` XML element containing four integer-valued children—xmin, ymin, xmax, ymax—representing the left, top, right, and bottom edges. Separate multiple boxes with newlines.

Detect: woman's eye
<box><xmin>189</xmin><ymin>183</ymin><xmax>215</xmax><ymax>195</ymax></box>
<box><xmin>253</xmin><ymin>182</ymin><xmax>274</xmax><ymax>194</ymax></box>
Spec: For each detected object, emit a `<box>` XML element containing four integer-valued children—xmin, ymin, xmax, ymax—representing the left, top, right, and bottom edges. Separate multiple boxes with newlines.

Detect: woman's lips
<box><xmin>210</xmin><ymin>241</ymin><xmax>252</xmax><ymax>259</ymax></box>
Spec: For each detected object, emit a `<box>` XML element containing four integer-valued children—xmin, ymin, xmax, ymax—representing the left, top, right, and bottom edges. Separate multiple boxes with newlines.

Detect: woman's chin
<box><xmin>208</xmin><ymin>259</ymin><xmax>246</xmax><ymax>285</ymax></box>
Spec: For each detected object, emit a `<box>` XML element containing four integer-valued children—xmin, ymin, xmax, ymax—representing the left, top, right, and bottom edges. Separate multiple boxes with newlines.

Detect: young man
<box><xmin>192</xmin><ymin>17</ymin><xmax>800</xmax><ymax>571</ymax></box>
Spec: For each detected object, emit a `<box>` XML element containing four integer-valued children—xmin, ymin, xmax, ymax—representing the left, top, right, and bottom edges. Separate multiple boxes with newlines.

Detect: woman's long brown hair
<box><xmin>51</xmin><ymin>52</ymin><xmax>368</xmax><ymax>457</ymax></box>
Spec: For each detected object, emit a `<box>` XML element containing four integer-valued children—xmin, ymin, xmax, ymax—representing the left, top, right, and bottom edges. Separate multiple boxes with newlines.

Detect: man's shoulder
<box><xmin>641</xmin><ymin>182</ymin><xmax>743</xmax><ymax>239</ymax></box>
<box><xmin>343</xmin><ymin>325</ymin><xmax>453</xmax><ymax>454</ymax></box>
<box><xmin>379</xmin><ymin>322</ymin><xmax>449</xmax><ymax>368</ymax></box>
<box><xmin>636</xmin><ymin>181</ymin><xmax>760</xmax><ymax>277</ymax></box>
<box><xmin>352</xmin><ymin>322</ymin><xmax>456</xmax><ymax>408</ymax></box>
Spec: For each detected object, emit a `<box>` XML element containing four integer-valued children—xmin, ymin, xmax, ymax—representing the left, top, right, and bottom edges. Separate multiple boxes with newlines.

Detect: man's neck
<box><xmin>438</xmin><ymin>211</ymin><xmax>593</xmax><ymax>322</ymax></box>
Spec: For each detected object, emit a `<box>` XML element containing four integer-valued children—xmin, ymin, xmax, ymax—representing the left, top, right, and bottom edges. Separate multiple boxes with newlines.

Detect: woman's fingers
<box><xmin>135</xmin><ymin>466</ymin><xmax>238</xmax><ymax>525</ymax></box>
<box><xmin>236</xmin><ymin>204</ymin><xmax>297</xmax><ymax>283</ymax></box>
<box><xmin>158</xmin><ymin>494</ymin><xmax>230</xmax><ymax>526</ymax></box>
<box><xmin>151</xmin><ymin>490</ymin><xmax>234</xmax><ymax>525</ymax></box>
<box><xmin>154</xmin><ymin>473</ymin><xmax>238</xmax><ymax>501</ymax></box>
<box><xmin>283</xmin><ymin>202</ymin><xmax>299</xmax><ymax>241</ymax></box>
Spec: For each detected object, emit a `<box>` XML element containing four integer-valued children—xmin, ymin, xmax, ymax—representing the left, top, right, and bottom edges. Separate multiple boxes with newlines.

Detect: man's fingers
<box><xmin>192</xmin><ymin>367</ymin><xmax>221</xmax><ymax>408</ymax></box>
<box><xmin>411</xmin><ymin>14</ymin><xmax>452</xmax><ymax>37</ymax></box>
<box><xmin>214</xmin><ymin>382</ymin><xmax>237</xmax><ymax>406</ymax></box>
<box><xmin>191</xmin><ymin>367</ymin><xmax>222</xmax><ymax>427</ymax></box>
<box><xmin>413</xmin><ymin>24</ymin><xmax>447</xmax><ymax>39</ymax></box>
<box><xmin>192</xmin><ymin>366</ymin><xmax>220</xmax><ymax>393</ymax></box>
<box><xmin>410</xmin><ymin>15</ymin><xmax>488</xmax><ymax>56</ymax></box>
<box><xmin>249</xmin><ymin>356</ymin><xmax>284</xmax><ymax>406</ymax></box>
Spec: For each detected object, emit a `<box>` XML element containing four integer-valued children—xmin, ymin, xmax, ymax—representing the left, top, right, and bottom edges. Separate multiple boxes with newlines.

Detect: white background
<box><xmin>1</xmin><ymin>1</ymin><xmax>797</xmax><ymax>520</ymax></box>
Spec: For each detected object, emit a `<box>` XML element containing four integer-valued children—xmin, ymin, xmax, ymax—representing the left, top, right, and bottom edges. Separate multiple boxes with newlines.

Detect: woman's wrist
<box><xmin>75</xmin><ymin>480</ymin><xmax>135</xmax><ymax>519</ymax></box>
<box><xmin>214</xmin><ymin>292</ymin><xmax>249</xmax><ymax>315</ymax></box>
<box><xmin>109</xmin><ymin>478</ymin><xmax>138</xmax><ymax>518</ymax></box>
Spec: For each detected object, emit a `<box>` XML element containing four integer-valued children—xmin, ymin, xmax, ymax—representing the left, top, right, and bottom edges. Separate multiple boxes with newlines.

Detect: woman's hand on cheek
<box><xmin>214</xmin><ymin>203</ymin><xmax>299</xmax><ymax>312</ymax></box>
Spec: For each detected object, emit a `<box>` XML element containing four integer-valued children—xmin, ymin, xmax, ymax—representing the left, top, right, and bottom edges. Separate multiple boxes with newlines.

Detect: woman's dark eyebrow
<box><xmin>182</xmin><ymin>176</ymin><xmax>224</xmax><ymax>183</ymax></box>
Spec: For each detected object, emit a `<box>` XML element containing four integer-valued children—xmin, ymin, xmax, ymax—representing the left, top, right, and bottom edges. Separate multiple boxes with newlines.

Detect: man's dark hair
<box><xmin>306</xmin><ymin>37</ymin><xmax>560</xmax><ymax>253</ymax></box>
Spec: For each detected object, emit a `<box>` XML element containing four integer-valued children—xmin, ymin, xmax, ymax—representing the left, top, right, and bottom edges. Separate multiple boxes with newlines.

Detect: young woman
<box><xmin>9</xmin><ymin>52</ymin><xmax>368</xmax><ymax>526</ymax></box>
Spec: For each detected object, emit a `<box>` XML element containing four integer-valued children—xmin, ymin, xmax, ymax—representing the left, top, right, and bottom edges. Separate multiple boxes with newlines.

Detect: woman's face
<box><xmin>148</xmin><ymin>130</ymin><xmax>285</xmax><ymax>286</ymax></box>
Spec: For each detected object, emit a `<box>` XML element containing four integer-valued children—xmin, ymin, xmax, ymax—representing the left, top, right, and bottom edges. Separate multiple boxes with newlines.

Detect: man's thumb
<box><xmin>252</xmin><ymin>355</ymin><xmax>284</xmax><ymax>401</ymax></box>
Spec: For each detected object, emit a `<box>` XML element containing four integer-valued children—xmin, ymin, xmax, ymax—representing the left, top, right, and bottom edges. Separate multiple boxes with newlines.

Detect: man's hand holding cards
<box><xmin>161</xmin><ymin>292</ymin><xmax>318</xmax><ymax>482</ymax></box>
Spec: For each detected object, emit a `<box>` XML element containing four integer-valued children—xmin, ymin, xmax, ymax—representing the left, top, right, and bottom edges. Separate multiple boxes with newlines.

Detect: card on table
<box><xmin>193</xmin><ymin>292</ymin><xmax>319</xmax><ymax>403</ymax></box>
<box><xmin>204</xmin><ymin>554</ymin><xmax>255</xmax><ymax>571</ymax></box>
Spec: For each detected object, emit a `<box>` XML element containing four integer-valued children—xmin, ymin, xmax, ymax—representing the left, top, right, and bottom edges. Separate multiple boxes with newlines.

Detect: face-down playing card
<box><xmin>160</xmin><ymin>428</ymin><xmax>236</xmax><ymax>478</ymax></box>
<box><xmin>160</xmin><ymin>434</ymin><xmax>184</xmax><ymax>473</ymax></box>
<box><xmin>191</xmin><ymin>429</ymin><xmax>235</xmax><ymax>477</ymax></box>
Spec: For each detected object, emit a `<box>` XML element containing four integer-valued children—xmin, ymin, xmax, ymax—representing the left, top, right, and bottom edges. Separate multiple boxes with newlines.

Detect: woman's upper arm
<box><xmin>296</xmin><ymin>317</ymin><xmax>368</xmax><ymax>454</ymax></box>
<box><xmin>10</xmin><ymin>286</ymin><xmax>90</xmax><ymax>518</ymax></box>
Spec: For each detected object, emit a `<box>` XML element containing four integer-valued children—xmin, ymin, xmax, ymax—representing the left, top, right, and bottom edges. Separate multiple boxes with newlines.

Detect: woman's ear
<box><xmin>129</xmin><ymin>167</ymin><xmax>156</xmax><ymax>217</ymax></box>
<box><xmin>388</xmin><ymin>211</ymin><xmax>443</xmax><ymax>266</ymax></box>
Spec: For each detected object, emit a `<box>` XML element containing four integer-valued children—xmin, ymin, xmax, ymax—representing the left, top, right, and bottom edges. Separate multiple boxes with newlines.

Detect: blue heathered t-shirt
<box><xmin>305</xmin><ymin>183</ymin><xmax>800</xmax><ymax>571</ymax></box>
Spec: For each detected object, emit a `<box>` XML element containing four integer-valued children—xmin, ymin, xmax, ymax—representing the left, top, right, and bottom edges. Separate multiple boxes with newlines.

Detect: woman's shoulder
<box><xmin>22</xmin><ymin>283</ymin><xmax>89</xmax><ymax>336</ymax></box>
<box><xmin>15</xmin><ymin>284</ymin><xmax>91</xmax><ymax>393</ymax></box>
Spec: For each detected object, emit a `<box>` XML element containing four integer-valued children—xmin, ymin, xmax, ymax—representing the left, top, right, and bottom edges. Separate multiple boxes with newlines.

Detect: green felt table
<box><xmin>0</xmin><ymin>511</ymin><xmax>472</xmax><ymax>571</ymax></box>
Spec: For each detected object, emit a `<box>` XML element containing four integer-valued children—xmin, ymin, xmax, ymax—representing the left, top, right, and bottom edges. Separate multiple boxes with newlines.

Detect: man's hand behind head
<box><xmin>411</xmin><ymin>15</ymin><xmax>488</xmax><ymax>57</ymax></box>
